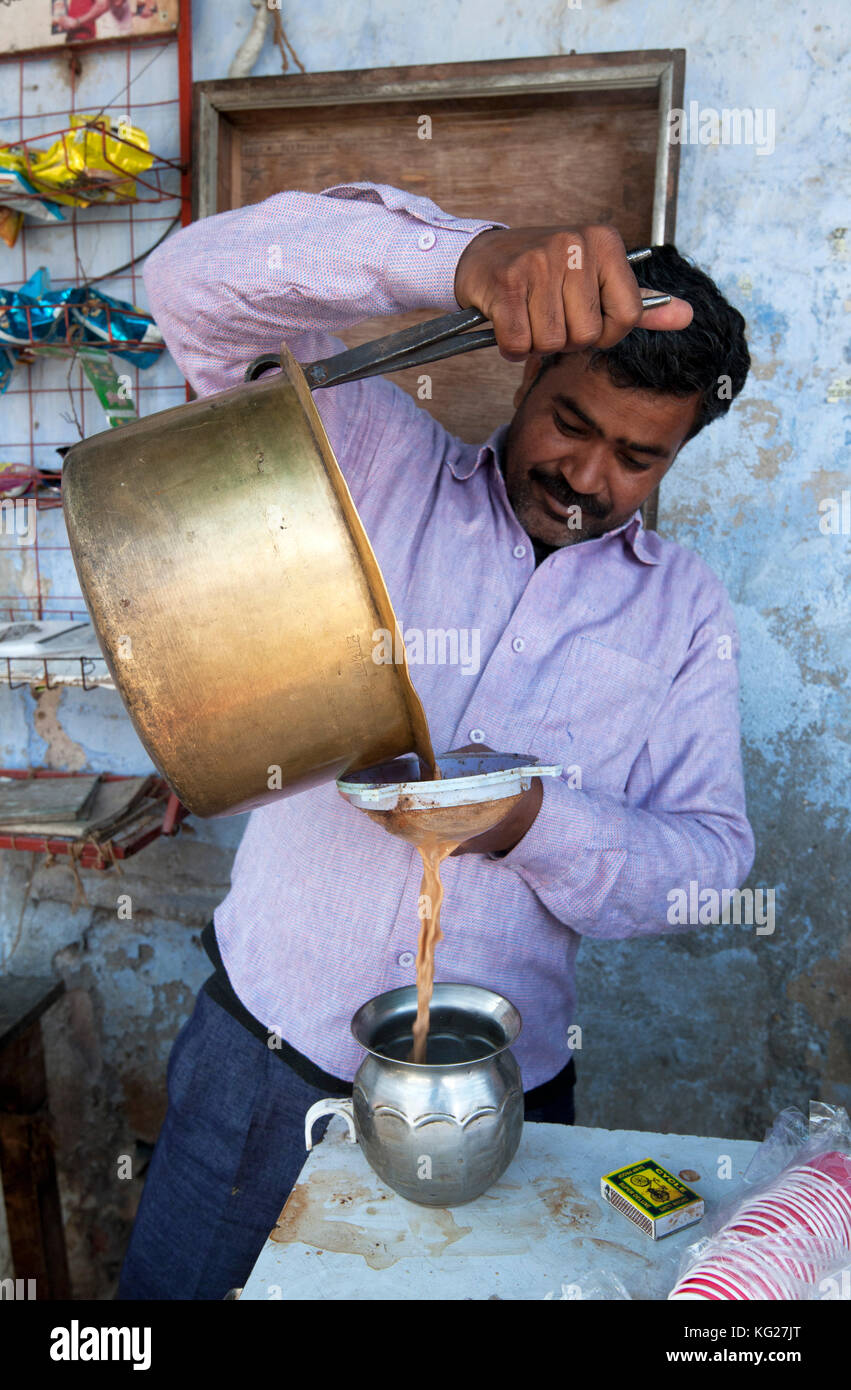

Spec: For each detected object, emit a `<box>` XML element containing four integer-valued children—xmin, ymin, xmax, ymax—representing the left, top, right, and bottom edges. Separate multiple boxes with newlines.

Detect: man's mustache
<box><xmin>529</xmin><ymin>469</ymin><xmax>612</xmax><ymax>520</ymax></box>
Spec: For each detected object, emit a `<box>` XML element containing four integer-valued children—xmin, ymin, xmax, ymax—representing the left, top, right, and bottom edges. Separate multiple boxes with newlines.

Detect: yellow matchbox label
<box><xmin>601</xmin><ymin>1159</ymin><xmax>704</xmax><ymax>1239</ymax></box>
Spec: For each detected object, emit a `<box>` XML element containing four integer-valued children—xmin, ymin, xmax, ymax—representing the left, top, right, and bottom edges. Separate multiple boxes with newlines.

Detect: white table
<box><xmin>240</xmin><ymin>1119</ymin><xmax>759</xmax><ymax>1300</ymax></box>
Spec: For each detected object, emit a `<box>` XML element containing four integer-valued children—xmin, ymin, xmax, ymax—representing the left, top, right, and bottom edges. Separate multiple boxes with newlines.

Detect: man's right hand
<box><xmin>453</xmin><ymin>225</ymin><xmax>693</xmax><ymax>363</ymax></box>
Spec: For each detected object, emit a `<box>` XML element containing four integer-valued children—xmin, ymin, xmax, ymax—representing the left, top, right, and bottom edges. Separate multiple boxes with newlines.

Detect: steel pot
<box><xmin>61</xmin><ymin>310</ymin><xmax>497</xmax><ymax>817</ymax></box>
<box><xmin>305</xmin><ymin>982</ymin><xmax>524</xmax><ymax>1207</ymax></box>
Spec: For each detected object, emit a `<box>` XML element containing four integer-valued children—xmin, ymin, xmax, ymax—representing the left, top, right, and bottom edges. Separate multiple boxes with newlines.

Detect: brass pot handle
<box><xmin>243</xmin><ymin>247</ymin><xmax>670</xmax><ymax>387</ymax></box>
<box><xmin>244</xmin><ymin>306</ymin><xmax>495</xmax><ymax>387</ymax></box>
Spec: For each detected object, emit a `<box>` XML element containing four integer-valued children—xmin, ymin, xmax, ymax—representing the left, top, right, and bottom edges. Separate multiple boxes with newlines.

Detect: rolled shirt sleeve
<box><xmin>140</xmin><ymin>180</ymin><xmax>507</xmax><ymax>399</ymax></box>
<box><xmin>492</xmin><ymin>579</ymin><xmax>756</xmax><ymax>939</ymax></box>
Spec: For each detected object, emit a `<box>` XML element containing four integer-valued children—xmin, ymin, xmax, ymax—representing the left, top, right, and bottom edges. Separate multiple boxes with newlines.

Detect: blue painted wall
<box><xmin>0</xmin><ymin>1</ymin><xmax>847</xmax><ymax>1293</ymax></box>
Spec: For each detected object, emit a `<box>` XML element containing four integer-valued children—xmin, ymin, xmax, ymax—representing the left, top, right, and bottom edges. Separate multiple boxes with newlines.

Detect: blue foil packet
<box><xmin>0</xmin><ymin>267</ymin><xmax>163</xmax><ymax>389</ymax></box>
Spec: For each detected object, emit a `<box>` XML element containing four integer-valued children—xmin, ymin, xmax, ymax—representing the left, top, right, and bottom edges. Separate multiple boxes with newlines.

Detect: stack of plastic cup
<box><xmin>669</xmin><ymin>1150</ymin><xmax>851</xmax><ymax>1300</ymax></box>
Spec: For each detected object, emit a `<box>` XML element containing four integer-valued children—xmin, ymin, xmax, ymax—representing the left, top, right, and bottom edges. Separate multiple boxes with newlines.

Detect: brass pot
<box><xmin>62</xmin><ymin>310</ymin><xmax>496</xmax><ymax>817</ymax></box>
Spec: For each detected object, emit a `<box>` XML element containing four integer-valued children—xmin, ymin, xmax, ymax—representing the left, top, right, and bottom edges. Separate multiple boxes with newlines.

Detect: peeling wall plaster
<box><xmin>0</xmin><ymin>0</ymin><xmax>847</xmax><ymax>1295</ymax></box>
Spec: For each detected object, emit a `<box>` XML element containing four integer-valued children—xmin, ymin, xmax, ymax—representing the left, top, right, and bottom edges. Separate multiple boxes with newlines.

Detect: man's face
<box><xmin>503</xmin><ymin>353</ymin><xmax>701</xmax><ymax>547</ymax></box>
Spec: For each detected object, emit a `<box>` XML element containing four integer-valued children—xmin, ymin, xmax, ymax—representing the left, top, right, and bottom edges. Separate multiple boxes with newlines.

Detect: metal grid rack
<box><xmin>0</xmin><ymin>298</ymin><xmax>167</xmax><ymax>355</ymax></box>
<box><xmin>0</xmin><ymin>18</ymin><xmax>192</xmax><ymax>637</ymax></box>
<box><xmin>0</xmin><ymin>116</ymin><xmax>185</xmax><ymax>209</ymax></box>
<box><xmin>0</xmin><ymin>16</ymin><xmax>193</xmax><ymax>859</ymax></box>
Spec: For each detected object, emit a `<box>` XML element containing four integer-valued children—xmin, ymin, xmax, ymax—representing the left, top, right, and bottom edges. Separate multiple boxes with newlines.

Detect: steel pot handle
<box><xmin>245</xmin><ymin>306</ymin><xmax>496</xmax><ymax>386</ymax></box>
<box><xmin>244</xmin><ymin>351</ymin><xmax>284</xmax><ymax>381</ymax></box>
<box><xmin>304</xmin><ymin>1097</ymin><xmax>356</xmax><ymax>1151</ymax></box>
<box><xmin>244</xmin><ymin>248</ymin><xmax>670</xmax><ymax>386</ymax></box>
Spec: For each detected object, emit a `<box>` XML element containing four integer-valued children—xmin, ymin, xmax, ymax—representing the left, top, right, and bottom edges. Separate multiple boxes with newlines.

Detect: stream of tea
<box><xmin>369</xmin><ymin>637</ymin><xmax>522</xmax><ymax>1062</ymax></box>
<box><xmin>365</xmin><ymin>791</ymin><xmax>524</xmax><ymax>1064</ymax></box>
<box><xmin>410</xmin><ymin>832</ymin><xmax>461</xmax><ymax>1062</ymax></box>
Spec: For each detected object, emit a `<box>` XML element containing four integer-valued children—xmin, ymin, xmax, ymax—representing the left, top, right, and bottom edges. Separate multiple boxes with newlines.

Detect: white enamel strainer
<box><xmin>337</xmin><ymin>752</ymin><xmax>563</xmax><ymax>843</ymax></box>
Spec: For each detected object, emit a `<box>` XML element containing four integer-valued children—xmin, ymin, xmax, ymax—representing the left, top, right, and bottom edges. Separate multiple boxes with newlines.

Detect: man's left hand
<box><xmin>442</xmin><ymin>744</ymin><xmax>544</xmax><ymax>857</ymax></box>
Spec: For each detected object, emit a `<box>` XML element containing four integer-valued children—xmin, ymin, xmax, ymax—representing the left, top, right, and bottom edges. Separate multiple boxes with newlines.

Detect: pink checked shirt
<box><xmin>142</xmin><ymin>182</ymin><xmax>754</xmax><ymax>1089</ymax></box>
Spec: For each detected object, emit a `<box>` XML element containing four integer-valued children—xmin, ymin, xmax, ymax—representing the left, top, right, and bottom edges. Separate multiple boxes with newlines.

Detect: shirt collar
<box><xmin>451</xmin><ymin>423</ymin><xmax>662</xmax><ymax>566</ymax></box>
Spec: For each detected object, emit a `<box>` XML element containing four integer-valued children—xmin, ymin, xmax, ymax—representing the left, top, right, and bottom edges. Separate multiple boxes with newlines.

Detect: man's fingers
<box><xmin>489</xmin><ymin>294</ymin><xmax>532</xmax><ymax>362</ymax></box>
<box><xmin>477</xmin><ymin>238</ymin><xmax>693</xmax><ymax>361</ymax></box>
<box><xmin>595</xmin><ymin>267</ymin><xmax>645</xmax><ymax>350</ymax></box>
<box><xmin>561</xmin><ymin>278</ymin><xmax>603</xmax><ymax>351</ymax></box>
<box><xmin>638</xmin><ymin>291</ymin><xmax>693</xmax><ymax>331</ymax></box>
<box><xmin>526</xmin><ymin>277</ymin><xmax>569</xmax><ymax>355</ymax></box>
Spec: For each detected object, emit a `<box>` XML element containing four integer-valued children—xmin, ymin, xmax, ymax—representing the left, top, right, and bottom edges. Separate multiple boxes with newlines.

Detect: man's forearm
<box><xmin>141</xmin><ymin>183</ymin><xmax>507</xmax><ymax>397</ymax></box>
<box><xmin>490</xmin><ymin>774</ymin><xmax>755</xmax><ymax>940</ymax></box>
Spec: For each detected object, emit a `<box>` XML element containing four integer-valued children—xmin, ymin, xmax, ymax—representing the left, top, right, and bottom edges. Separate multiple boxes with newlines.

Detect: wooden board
<box><xmin>193</xmin><ymin>53</ymin><xmax>685</xmax><ymax>527</ymax></box>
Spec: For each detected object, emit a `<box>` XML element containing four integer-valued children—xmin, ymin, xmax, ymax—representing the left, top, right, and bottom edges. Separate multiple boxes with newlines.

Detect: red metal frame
<box><xmin>177</xmin><ymin>0</ymin><xmax>192</xmax><ymax>228</ymax></box>
<box><xmin>1</xmin><ymin>299</ymin><xmax>164</xmax><ymax>354</ymax></box>
<box><xmin>0</xmin><ymin>8</ymin><xmax>193</xmax><ymax>623</ymax></box>
<box><xmin>0</xmin><ymin>658</ymin><xmax>109</xmax><ymax>692</ymax></box>
<box><xmin>1</xmin><ymin>474</ymin><xmax>94</xmax><ymax>625</ymax></box>
<box><xmin>0</xmin><ymin>769</ymin><xmax>188</xmax><ymax>869</ymax></box>
<box><xmin>0</xmin><ymin>466</ymin><xmax>61</xmax><ymax>500</ymax></box>
<box><xmin>0</xmin><ymin>15</ymin><xmax>182</xmax><ymax>64</ymax></box>
<box><xmin>0</xmin><ymin>13</ymin><xmax>195</xmax><ymax>863</ymax></box>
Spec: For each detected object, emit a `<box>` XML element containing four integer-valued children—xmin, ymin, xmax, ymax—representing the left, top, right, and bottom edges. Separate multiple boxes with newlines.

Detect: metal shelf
<box><xmin>1</xmin><ymin>472</ymin><xmax>110</xmax><ymax>686</ymax></box>
<box><xmin>0</xmin><ymin>769</ymin><xmax>188</xmax><ymax>869</ymax></box>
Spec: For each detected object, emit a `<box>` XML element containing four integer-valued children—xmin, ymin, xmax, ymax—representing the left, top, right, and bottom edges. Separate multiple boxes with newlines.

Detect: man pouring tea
<box><xmin>118</xmin><ymin>183</ymin><xmax>753</xmax><ymax>1299</ymax></box>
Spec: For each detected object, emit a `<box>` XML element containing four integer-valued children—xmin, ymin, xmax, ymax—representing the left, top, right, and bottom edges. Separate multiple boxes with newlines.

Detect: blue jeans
<box><xmin>118</xmin><ymin>988</ymin><xmax>573</xmax><ymax>1300</ymax></box>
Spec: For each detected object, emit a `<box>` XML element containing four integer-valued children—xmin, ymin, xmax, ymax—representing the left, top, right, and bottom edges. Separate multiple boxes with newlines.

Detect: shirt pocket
<box><xmin>530</xmin><ymin>635</ymin><xmax>673</xmax><ymax>796</ymax></box>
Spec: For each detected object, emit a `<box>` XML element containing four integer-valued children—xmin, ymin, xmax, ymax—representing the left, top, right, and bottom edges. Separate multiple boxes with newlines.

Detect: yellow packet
<box><xmin>0</xmin><ymin>206</ymin><xmax>24</xmax><ymax>248</ymax></box>
<box><xmin>28</xmin><ymin>115</ymin><xmax>153</xmax><ymax>206</ymax></box>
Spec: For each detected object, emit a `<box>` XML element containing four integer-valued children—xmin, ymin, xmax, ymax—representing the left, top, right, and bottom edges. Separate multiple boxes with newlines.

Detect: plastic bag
<box><xmin>668</xmin><ymin>1102</ymin><xmax>851</xmax><ymax>1300</ymax></box>
<box><xmin>0</xmin><ymin>149</ymin><xmax>67</xmax><ymax>223</ymax></box>
<box><xmin>27</xmin><ymin>115</ymin><xmax>153</xmax><ymax>206</ymax></box>
<box><xmin>544</xmin><ymin>1269</ymin><xmax>632</xmax><ymax>1300</ymax></box>
<box><xmin>0</xmin><ymin>115</ymin><xmax>153</xmax><ymax>219</ymax></box>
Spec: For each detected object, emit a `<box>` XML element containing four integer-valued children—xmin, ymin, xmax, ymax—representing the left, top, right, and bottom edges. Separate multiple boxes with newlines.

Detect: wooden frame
<box><xmin>193</xmin><ymin>52</ymin><xmax>686</xmax><ymax>530</ymax></box>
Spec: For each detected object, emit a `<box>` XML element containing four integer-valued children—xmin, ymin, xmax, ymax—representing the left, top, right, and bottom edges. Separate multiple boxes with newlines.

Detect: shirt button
<box><xmin>512</xmin><ymin>637</ymin><xmax>525</xmax><ymax>653</ymax></box>
<box><xmin>417</xmin><ymin>230</ymin><xmax>436</xmax><ymax>250</ymax></box>
<box><xmin>398</xmin><ymin>951</ymin><xmax>415</xmax><ymax>968</ymax></box>
<box><xmin>513</xmin><ymin>544</ymin><xmax>527</xmax><ymax>559</ymax></box>
<box><xmin>468</xmin><ymin>728</ymin><xmax>486</xmax><ymax>743</ymax></box>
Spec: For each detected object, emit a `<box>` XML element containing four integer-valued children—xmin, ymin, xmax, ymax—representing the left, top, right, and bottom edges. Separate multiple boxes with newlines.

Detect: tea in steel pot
<box><xmin>305</xmin><ymin>982</ymin><xmax>524</xmax><ymax>1207</ymax></box>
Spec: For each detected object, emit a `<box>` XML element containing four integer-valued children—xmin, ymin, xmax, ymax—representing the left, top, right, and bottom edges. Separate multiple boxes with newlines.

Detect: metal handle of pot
<box><xmin>304</xmin><ymin>1097</ymin><xmax>357</xmax><ymax>1150</ymax></box>
<box><xmin>244</xmin><ymin>246</ymin><xmax>671</xmax><ymax>386</ymax></box>
<box><xmin>245</xmin><ymin>306</ymin><xmax>494</xmax><ymax>386</ymax></box>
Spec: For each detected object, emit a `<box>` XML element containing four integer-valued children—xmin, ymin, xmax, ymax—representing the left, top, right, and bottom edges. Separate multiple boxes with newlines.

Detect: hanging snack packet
<box><xmin>27</xmin><ymin>114</ymin><xmax>154</xmax><ymax>206</ymax></box>
<box><xmin>0</xmin><ymin>150</ymin><xmax>67</xmax><ymax>223</ymax></box>
<box><xmin>77</xmin><ymin>347</ymin><xmax>139</xmax><ymax>428</ymax></box>
<box><xmin>0</xmin><ymin>268</ymin><xmax>163</xmax><ymax>391</ymax></box>
<box><xmin>0</xmin><ymin>206</ymin><xmax>24</xmax><ymax>249</ymax></box>
<box><xmin>0</xmin><ymin>267</ymin><xmax>58</xmax><ymax>350</ymax></box>
<box><xmin>0</xmin><ymin>348</ymin><xmax>16</xmax><ymax>395</ymax></box>
<box><xmin>69</xmin><ymin>288</ymin><xmax>163</xmax><ymax>366</ymax></box>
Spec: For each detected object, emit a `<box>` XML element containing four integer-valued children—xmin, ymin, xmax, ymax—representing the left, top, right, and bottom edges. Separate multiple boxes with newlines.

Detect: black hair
<box><xmin>534</xmin><ymin>244</ymin><xmax>750</xmax><ymax>440</ymax></box>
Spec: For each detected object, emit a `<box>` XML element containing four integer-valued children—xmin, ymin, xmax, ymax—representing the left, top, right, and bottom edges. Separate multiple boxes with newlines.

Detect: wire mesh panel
<box><xmin>0</xmin><ymin>32</ymin><xmax>190</xmax><ymax>636</ymax></box>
